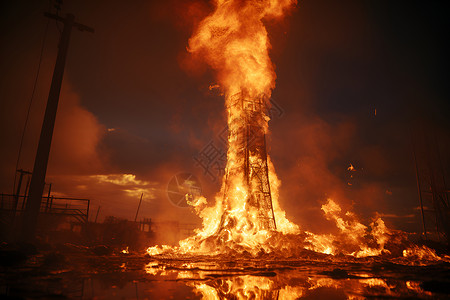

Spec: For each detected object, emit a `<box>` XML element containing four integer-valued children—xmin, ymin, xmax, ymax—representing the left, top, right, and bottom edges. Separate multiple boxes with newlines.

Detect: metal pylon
<box><xmin>223</xmin><ymin>92</ymin><xmax>277</xmax><ymax>230</ymax></box>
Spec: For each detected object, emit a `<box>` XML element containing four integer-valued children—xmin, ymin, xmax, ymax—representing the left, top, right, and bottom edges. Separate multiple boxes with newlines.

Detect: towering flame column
<box><xmin>186</xmin><ymin>0</ymin><xmax>297</xmax><ymax>240</ymax></box>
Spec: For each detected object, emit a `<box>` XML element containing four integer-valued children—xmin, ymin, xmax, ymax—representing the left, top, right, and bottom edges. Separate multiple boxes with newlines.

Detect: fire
<box><xmin>303</xmin><ymin>199</ymin><xmax>393</xmax><ymax>257</ymax></box>
<box><xmin>146</xmin><ymin>0</ymin><xmax>447</xmax><ymax>266</ymax></box>
<box><xmin>150</xmin><ymin>0</ymin><xmax>297</xmax><ymax>255</ymax></box>
<box><xmin>188</xmin><ymin>0</ymin><xmax>295</xmax><ymax>97</ymax></box>
<box><xmin>401</xmin><ymin>245</ymin><xmax>441</xmax><ymax>265</ymax></box>
<box><xmin>186</xmin><ymin>0</ymin><xmax>299</xmax><ymax>241</ymax></box>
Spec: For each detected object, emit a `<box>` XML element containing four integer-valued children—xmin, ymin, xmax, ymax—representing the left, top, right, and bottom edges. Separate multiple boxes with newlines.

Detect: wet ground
<box><xmin>1</xmin><ymin>246</ymin><xmax>450</xmax><ymax>299</ymax></box>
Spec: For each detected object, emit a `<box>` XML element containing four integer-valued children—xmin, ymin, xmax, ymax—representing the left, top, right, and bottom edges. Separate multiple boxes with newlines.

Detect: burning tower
<box><xmin>219</xmin><ymin>92</ymin><xmax>276</xmax><ymax>232</ymax></box>
<box><xmin>164</xmin><ymin>0</ymin><xmax>299</xmax><ymax>253</ymax></box>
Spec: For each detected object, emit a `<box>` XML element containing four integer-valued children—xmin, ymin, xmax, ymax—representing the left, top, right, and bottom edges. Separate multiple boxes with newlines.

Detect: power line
<box><xmin>54</xmin><ymin>0</ymin><xmax>63</xmax><ymax>33</ymax></box>
<box><xmin>13</xmin><ymin>16</ymin><xmax>51</xmax><ymax>194</ymax></box>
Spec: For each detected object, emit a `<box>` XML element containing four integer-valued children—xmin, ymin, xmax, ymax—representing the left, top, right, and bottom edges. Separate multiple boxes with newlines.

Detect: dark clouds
<box><xmin>1</xmin><ymin>0</ymin><xmax>449</xmax><ymax>231</ymax></box>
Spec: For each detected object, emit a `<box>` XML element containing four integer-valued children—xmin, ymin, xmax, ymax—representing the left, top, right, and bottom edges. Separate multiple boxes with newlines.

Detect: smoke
<box><xmin>48</xmin><ymin>83</ymin><xmax>106</xmax><ymax>175</ymax></box>
<box><xmin>270</xmin><ymin>109</ymin><xmax>417</xmax><ymax>234</ymax></box>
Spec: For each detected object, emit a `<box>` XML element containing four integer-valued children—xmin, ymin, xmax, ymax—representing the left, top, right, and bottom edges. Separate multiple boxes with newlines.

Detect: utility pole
<box><xmin>94</xmin><ymin>206</ymin><xmax>101</xmax><ymax>223</ymax></box>
<box><xmin>21</xmin><ymin>13</ymin><xmax>94</xmax><ymax>241</ymax></box>
<box><xmin>134</xmin><ymin>193</ymin><xmax>143</xmax><ymax>222</ymax></box>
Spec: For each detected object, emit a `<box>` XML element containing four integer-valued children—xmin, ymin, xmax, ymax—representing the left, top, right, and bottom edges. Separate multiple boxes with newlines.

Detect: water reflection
<box><xmin>3</xmin><ymin>253</ymin><xmax>443</xmax><ymax>299</ymax></box>
<box><xmin>143</xmin><ymin>258</ymin><xmax>441</xmax><ymax>299</ymax></box>
<box><xmin>188</xmin><ymin>275</ymin><xmax>432</xmax><ymax>299</ymax></box>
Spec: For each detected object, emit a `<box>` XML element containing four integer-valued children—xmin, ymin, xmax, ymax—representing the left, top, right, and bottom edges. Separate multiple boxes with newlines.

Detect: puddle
<box><xmin>1</xmin><ymin>252</ymin><xmax>449</xmax><ymax>299</ymax></box>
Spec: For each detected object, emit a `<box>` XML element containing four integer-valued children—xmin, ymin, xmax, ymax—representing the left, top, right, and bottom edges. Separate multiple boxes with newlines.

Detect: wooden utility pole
<box><xmin>94</xmin><ymin>206</ymin><xmax>101</xmax><ymax>223</ymax></box>
<box><xmin>134</xmin><ymin>193</ymin><xmax>143</xmax><ymax>222</ymax></box>
<box><xmin>21</xmin><ymin>13</ymin><xmax>94</xmax><ymax>241</ymax></box>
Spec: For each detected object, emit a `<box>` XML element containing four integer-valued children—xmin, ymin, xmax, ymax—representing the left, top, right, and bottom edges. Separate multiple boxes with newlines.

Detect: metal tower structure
<box><xmin>222</xmin><ymin>92</ymin><xmax>277</xmax><ymax>230</ymax></box>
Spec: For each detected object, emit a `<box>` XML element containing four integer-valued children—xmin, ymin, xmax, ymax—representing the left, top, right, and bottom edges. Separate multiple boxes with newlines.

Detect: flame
<box><xmin>147</xmin><ymin>0</ymin><xmax>402</xmax><ymax>257</ymax></box>
<box><xmin>121</xmin><ymin>246</ymin><xmax>129</xmax><ymax>254</ymax></box>
<box><xmin>150</xmin><ymin>0</ymin><xmax>296</xmax><ymax>255</ymax></box>
<box><xmin>399</xmin><ymin>245</ymin><xmax>443</xmax><ymax>266</ymax></box>
<box><xmin>145</xmin><ymin>0</ymin><xmax>446</xmax><ymax>267</ymax></box>
<box><xmin>303</xmin><ymin>199</ymin><xmax>394</xmax><ymax>257</ymax></box>
<box><xmin>188</xmin><ymin>0</ymin><xmax>296</xmax><ymax>97</ymax></box>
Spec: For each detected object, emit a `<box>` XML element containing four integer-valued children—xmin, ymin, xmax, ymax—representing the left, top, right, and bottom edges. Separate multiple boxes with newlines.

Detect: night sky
<box><xmin>1</xmin><ymin>0</ymin><xmax>449</xmax><ymax>234</ymax></box>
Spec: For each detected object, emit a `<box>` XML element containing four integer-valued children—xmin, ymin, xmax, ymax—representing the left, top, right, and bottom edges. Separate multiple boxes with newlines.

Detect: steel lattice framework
<box><xmin>222</xmin><ymin>92</ymin><xmax>277</xmax><ymax>230</ymax></box>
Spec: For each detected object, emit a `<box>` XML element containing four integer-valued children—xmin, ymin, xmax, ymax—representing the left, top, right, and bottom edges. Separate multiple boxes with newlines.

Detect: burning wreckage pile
<box><xmin>148</xmin><ymin>0</ymin><xmax>446</xmax><ymax>264</ymax></box>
